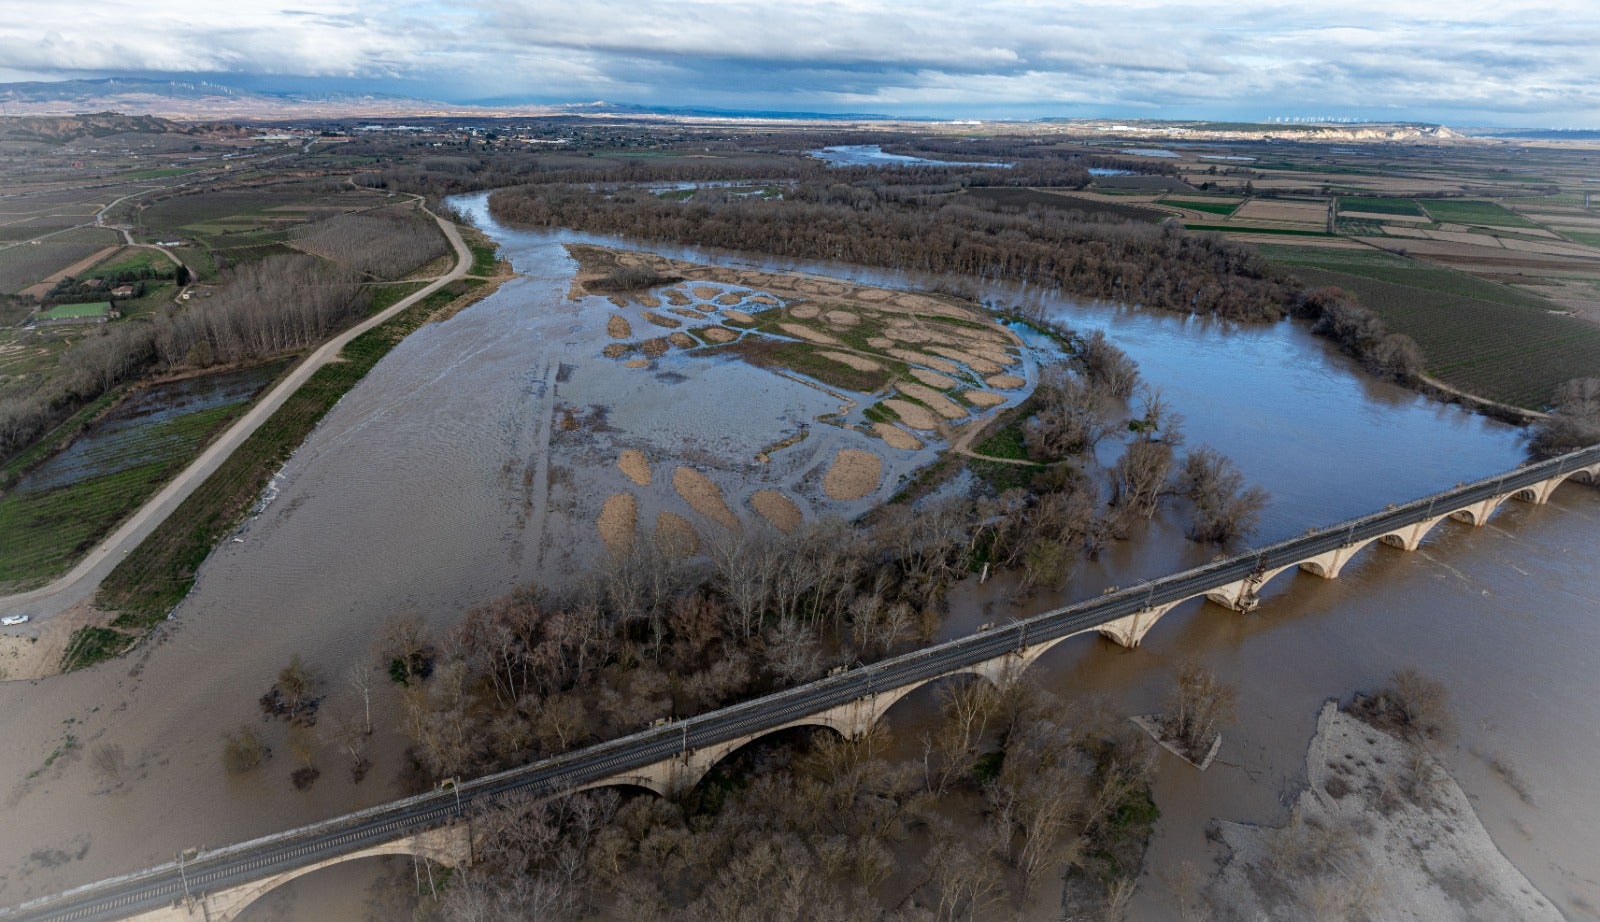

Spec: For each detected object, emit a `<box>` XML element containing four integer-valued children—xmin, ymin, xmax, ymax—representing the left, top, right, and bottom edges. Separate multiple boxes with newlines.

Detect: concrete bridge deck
<box><xmin>6</xmin><ymin>443</ymin><xmax>1598</xmax><ymax>921</ymax></box>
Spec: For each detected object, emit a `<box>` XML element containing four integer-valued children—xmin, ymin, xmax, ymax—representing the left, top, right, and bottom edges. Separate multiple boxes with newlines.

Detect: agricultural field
<box><xmin>1261</xmin><ymin>245</ymin><xmax>1600</xmax><ymax>408</ymax></box>
<box><xmin>1160</xmin><ymin>196</ymin><xmax>1240</xmax><ymax>216</ymax></box>
<box><xmin>1418</xmin><ymin>199</ymin><xmax>1540</xmax><ymax>229</ymax></box>
<box><xmin>1337</xmin><ymin>196</ymin><xmax>1427</xmax><ymax>217</ymax></box>
<box><xmin>0</xmin><ymin>226</ymin><xmax>122</xmax><ymax>294</ymax></box>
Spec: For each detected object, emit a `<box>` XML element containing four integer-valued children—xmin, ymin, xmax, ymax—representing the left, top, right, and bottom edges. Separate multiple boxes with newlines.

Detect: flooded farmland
<box><xmin>0</xmin><ymin>192</ymin><xmax>1596</xmax><ymax>920</ymax></box>
<box><xmin>0</xmin><ymin>362</ymin><xmax>286</xmax><ymax>590</ymax></box>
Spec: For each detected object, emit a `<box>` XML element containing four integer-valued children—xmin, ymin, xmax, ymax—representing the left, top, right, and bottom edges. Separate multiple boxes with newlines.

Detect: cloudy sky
<box><xmin>1</xmin><ymin>0</ymin><xmax>1596</xmax><ymax>125</ymax></box>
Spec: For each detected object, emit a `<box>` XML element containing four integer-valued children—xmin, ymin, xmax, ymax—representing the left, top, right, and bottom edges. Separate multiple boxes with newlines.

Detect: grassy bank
<box><xmin>77</xmin><ymin>279</ymin><xmax>483</xmax><ymax>668</ymax></box>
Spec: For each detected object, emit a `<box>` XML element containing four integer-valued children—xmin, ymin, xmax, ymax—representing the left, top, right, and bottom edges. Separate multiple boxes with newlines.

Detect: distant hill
<box><xmin>0</xmin><ymin>110</ymin><xmax>198</xmax><ymax>142</ymax></box>
<box><xmin>533</xmin><ymin>100</ymin><xmax>894</xmax><ymax>121</ymax></box>
<box><xmin>0</xmin><ymin>78</ymin><xmax>900</xmax><ymax>123</ymax></box>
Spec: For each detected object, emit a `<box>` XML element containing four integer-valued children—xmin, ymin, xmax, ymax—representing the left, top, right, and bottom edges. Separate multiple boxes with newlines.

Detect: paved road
<box><xmin>9</xmin><ymin>443</ymin><xmax>1597</xmax><ymax>922</ymax></box>
<box><xmin>0</xmin><ymin>206</ymin><xmax>471</xmax><ymax>624</ymax></box>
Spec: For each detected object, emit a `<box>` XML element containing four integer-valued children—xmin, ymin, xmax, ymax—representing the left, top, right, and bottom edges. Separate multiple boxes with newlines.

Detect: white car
<box><xmin>1</xmin><ymin>614</ymin><xmax>29</xmax><ymax>626</ymax></box>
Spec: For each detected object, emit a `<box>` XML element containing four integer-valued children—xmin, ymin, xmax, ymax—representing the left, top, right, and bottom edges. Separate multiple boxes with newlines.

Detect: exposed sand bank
<box><xmin>617</xmin><ymin>450</ymin><xmax>651</xmax><ymax>487</ymax></box>
<box><xmin>597</xmin><ymin>493</ymin><xmax>637</xmax><ymax>553</ymax></box>
<box><xmin>873</xmin><ymin>423</ymin><xmax>924</xmax><ymax>451</ymax></box>
<box><xmin>750</xmin><ymin>490</ymin><xmax>803</xmax><ymax>533</ymax></box>
<box><xmin>672</xmin><ymin>466</ymin><xmax>741</xmax><ymax>532</ymax></box>
<box><xmin>1206</xmin><ymin>703</ymin><xmax>1562</xmax><ymax>921</ymax></box>
<box><xmin>822</xmin><ymin>449</ymin><xmax>883</xmax><ymax>500</ymax></box>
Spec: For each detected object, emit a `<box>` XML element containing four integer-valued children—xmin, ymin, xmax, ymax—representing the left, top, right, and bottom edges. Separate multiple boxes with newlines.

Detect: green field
<box><xmin>1163</xmin><ymin>198</ymin><xmax>1240</xmax><ymax>216</ymax></box>
<box><xmin>1337</xmin><ymin>196</ymin><xmax>1426</xmax><ymax>217</ymax></box>
<box><xmin>36</xmin><ymin>301</ymin><xmax>110</xmax><ymax>320</ymax></box>
<box><xmin>90</xmin><ymin>247</ymin><xmax>172</xmax><ymax>276</ymax></box>
<box><xmin>94</xmin><ymin>281</ymin><xmax>480</xmax><ymax>637</ymax></box>
<box><xmin>1418</xmin><ymin>199</ymin><xmax>1539</xmax><ymax>229</ymax></box>
<box><xmin>1559</xmin><ymin>230</ymin><xmax>1600</xmax><ymax>248</ymax></box>
<box><xmin>1261</xmin><ymin>245</ymin><xmax>1600</xmax><ymax>408</ymax></box>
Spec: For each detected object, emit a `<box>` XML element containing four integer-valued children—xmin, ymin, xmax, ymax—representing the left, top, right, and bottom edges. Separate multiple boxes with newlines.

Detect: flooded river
<box><xmin>0</xmin><ymin>192</ymin><xmax>1595</xmax><ymax>920</ymax></box>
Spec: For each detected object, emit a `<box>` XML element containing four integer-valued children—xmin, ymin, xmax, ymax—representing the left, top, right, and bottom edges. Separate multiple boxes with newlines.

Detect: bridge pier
<box><xmin>1203</xmin><ymin>578</ymin><xmax>1261</xmax><ymax>612</ymax></box>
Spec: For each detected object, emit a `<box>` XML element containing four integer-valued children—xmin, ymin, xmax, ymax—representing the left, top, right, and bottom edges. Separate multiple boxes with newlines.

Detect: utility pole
<box><xmin>176</xmin><ymin>850</ymin><xmax>192</xmax><ymax>906</ymax></box>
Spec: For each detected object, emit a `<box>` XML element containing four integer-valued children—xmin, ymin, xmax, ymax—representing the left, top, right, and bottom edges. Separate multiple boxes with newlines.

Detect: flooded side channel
<box><xmin>0</xmin><ymin>192</ymin><xmax>1593</xmax><ymax>920</ymax></box>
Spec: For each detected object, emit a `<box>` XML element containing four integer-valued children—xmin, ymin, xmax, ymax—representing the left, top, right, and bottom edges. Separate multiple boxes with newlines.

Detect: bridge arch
<box><xmin>207</xmin><ymin>825</ymin><xmax>470</xmax><ymax>922</ymax></box>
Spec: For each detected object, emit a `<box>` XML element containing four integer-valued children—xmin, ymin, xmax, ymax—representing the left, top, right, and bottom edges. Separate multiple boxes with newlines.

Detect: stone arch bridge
<box><xmin>9</xmin><ymin>445</ymin><xmax>1598</xmax><ymax>922</ymax></box>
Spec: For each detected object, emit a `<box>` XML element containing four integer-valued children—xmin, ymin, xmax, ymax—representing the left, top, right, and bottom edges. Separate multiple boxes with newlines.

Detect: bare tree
<box><xmin>1163</xmin><ymin>661</ymin><xmax>1236</xmax><ymax>761</ymax></box>
<box><xmin>288</xmin><ymin>726</ymin><xmax>320</xmax><ymax>790</ymax></box>
<box><xmin>346</xmin><ymin>663</ymin><xmax>374</xmax><ymax>736</ymax></box>
<box><xmin>90</xmin><ymin>743</ymin><xmax>127</xmax><ymax>791</ymax></box>
<box><xmin>1110</xmin><ymin>438</ymin><xmax>1174</xmax><ymax>520</ymax></box>
<box><xmin>1530</xmin><ymin>376</ymin><xmax>1600</xmax><ymax>458</ymax></box>
<box><xmin>1023</xmin><ymin>364</ymin><xmax>1118</xmax><ymax>461</ymax></box>
<box><xmin>1177</xmin><ymin>446</ymin><xmax>1269</xmax><ymax>544</ymax></box>
<box><xmin>378</xmin><ymin>613</ymin><xmax>433</xmax><ymax>686</ymax></box>
<box><xmin>326</xmin><ymin>705</ymin><xmax>372</xmax><ymax>783</ymax></box>
<box><xmin>1075</xmin><ymin>329</ymin><xmax>1141</xmax><ymax>399</ymax></box>
<box><xmin>261</xmin><ymin>654</ymin><xmax>322</xmax><ymax>726</ymax></box>
<box><xmin>1349</xmin><ymin>667</ymin><xmax>1455</xmax><ymax>745</ymax></box>
<box><xmin>222</xmin><ymin>725</ymin><xmax>269</xmax><ymax>775</ymax></box>
<box><xmin>761</xmin><ymin>617</ymin><xmax>823</xmax><ymax>686</ymax></box>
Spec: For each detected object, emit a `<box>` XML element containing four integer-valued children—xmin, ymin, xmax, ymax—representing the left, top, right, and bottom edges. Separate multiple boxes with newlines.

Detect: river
<box><xmin>0</xmin><ymin>191</ymin><xmax>1593</xmax><ymax>920</ymax></box>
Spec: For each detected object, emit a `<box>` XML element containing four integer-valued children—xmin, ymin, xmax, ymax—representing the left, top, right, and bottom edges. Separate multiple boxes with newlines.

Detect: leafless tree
<box><xmin>762</xmin><ymin>616</ymin><xmax>823</xmax><ymax>686</ymax></box>
<box><xmin>1024</xmin><ymin>364</ymin><xmax>1118</xmax><ymax>461</ymax></box>
<box><xmin>1177</xmin><ymin>446</ymin><xmax>1270</xmax><ymax>544</ymax></box>
<box><xmin>1530</xmin><ymin>376</ymin><xmax>1600</xmax><ymax>458</ymax></box>
<box><xmin>90</xmin><ymin>743</ymin><xmax>127</xmax><ymax>790</ymax></box>
<box><xmin>326</xmin><ymin>705</ymin><xmax>371</xmax><ymax>783</ymax></box>
<box><xmin>1110</xmin><ymin>438</ymin><xmax>1174</xmax><ymax>520</ymax></box>
<box><xmin>378</xmin><ymin>613</ymin><xmax>433</xmax><ymax>686</ymax></box>
<box><xmin>287</xmin><ymin>726</ymin><xmax>320</xmax><ymax>790</ymax></box>
<box><xmin>1075</xmin><ymin>329</ymin><xmax>1141</xmax><ymax>399</ymax></box>
<box><xmin>1163</xmin><ymin>661</ymin><xmax>1236</xmax><ymax>761</ymax></box>
<box><xmin>712</xmin><ymin>531</ymin><xmax>780</xmax><ymax>639</ymax></box>
<box><xmin>345</xmin><ymin>663</ymin><xmax>374</xmax><ymax>736</ymax></box>
<box><xmin>261</xmin><ymin>653</ymin><xmax>321</xmax><ymax>726</ymax></box>
<box><xmin>222</xmin><ymin>725</ymin><xmax>268</xmax><ymax>775</ymax></box>
<box><xmin>1348</xmin><ymin>667</ymin><xmax>1455</xmax><ymax>745</ymax></box>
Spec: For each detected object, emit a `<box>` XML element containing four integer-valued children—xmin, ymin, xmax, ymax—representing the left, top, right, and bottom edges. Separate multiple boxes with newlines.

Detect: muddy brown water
<box><xmin>0</xmin><ymin>191</ymin><xmax>1594</xmax><ymax>920</ymax></box>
